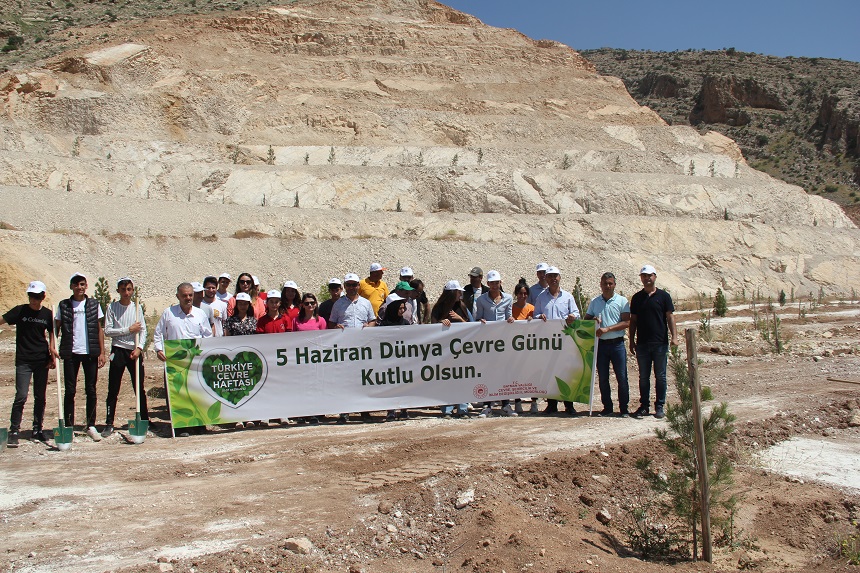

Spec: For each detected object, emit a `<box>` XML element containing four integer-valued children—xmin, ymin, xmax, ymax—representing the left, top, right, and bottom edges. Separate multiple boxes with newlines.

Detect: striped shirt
<box><xmin>104</xmin><ymin>301</ymin><xmax>146</xmax><ymax>350</ymax></box>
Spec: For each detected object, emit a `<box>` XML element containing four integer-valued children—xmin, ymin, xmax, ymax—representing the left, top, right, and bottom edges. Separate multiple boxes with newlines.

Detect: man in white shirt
<box><xmin>528</xmin><ymin>262</ymin><xmax>549</xmax><ymax>305</ymax></box>
<box><xmin>201</xmin><ymin>276</ymin><xmax>228</xmax><ymax>336</ymax></box>
<box><xmin>153</xmin><ymin>283</ymin><xmax>213</xmax><ymax>361</ymax></box>
<box><xmin>102</xmin><ymin>277</ymin><xmax>147</xmax><ymax>437</ymax></box>
<box><xmin>55</xmin><ymin>272</ymin><xmax>106</xmax><ymax>442</ymax></box>
<box><xmin>215</xmin><ymin>273</ymin><xmax>233</xmax><ymax>304</ymax></box>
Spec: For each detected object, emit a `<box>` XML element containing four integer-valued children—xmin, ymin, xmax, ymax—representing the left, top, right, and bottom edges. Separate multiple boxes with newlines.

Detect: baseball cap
<box><xmin>266</xmin><ymin>289</ymin><xmax>281</xmax><ymax>299</ymax></box>
<box><xmin>444</xmin><ymin>280</ymin><xmax>465</xmax><ymax>291</ymax></box>
<box><xmin>535</xmin><ymin>262</ymin><xmax>549</xmax><ymax>272</ymax></box>
<box><xmin>468</xmin><ymin>267</ymin><xmax>483</xmax><ymax>277</ymax></box>
<box><xmin>235</xmin><ymin>292</ymin><xmax>251</xmax><ymax>302</ymax></box>
<box><xmin>328</xmin><ymin>278</ymin><xmax>343</xmax><ymax>287</ymax></box>
<box><xmin>218</xmin><ymin>273</ymin><xmax>231</xmax><ymax>281</ymax></box>
<box><xmin>369</xmin><ymin>262</ymin><xmax>386</xmax><ymax>272</ymax></box>
<box><xmin>400</xmin><ymin>267</ymin><xmax>414</xmax><ymax>277</ymax></box>
<box><xmin>388</xmin><ymin>293</ymin><xmax>405</xmax><ymax>302</ymax></box>
<box><xmin>486</xmin><ymin>270</ymin><xmax>501</xmax><ymax>282</ymax></box>
<box><xmin>545</xmin><ymin>266</ymin><xmax>561</xmax><ymax>275</ymax></box>
<box><xmin>282</xmin><ymin>280</ymin><xmax>299</xmax><ymax>290</ymax></box>
<box><xmin>191</xmin><ymin>282</ymin><xmax>204</xmax><ymax>293</ymax></box>
<box><xmin>640</xmin><ymin>265</ymin><xmax>657</xmax><ymax>275</ymax></box>
<box><xmin>69</xmin><ymin>272</ymin><xmax>87</xmax><ymax>283</ymax></box>
<box><xmin>394</xmin><ymin>281</ymin><xmax>414</xmax><ymax>291</ymax></box>
<box><xmin>344</xmin><ymin>273</ymin><xmax>361</xmax><ymax>283</ymax></box>
<box><xmin>27</xmin><ymin>280</ymin><xmax>46</xmax><ymax>294</ymax></box>
<box><xmin>252</xmin><ymin>275</ymin><xmax>261</xmax><ymax>286</ymax></box>
<box><xmin>116</xmin><ymin>276</ymin><xmax>133</xmax><ymax>287</ymax></box>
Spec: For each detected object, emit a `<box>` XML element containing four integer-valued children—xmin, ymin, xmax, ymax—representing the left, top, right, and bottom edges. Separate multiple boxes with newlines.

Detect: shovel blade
<box><xmin>53</xmin><ymin>420</ymin><xmax>74</xmax><ymax>451</ymax></box>
<box><xmin>0</xmin><ymin>427</ymin><xmax>7</xmax><ymax>451</ymax></box>
<box><xmin>128</xmin><ymin>416</ymin><xmax>149</xmax><ymax>444</ymax></box>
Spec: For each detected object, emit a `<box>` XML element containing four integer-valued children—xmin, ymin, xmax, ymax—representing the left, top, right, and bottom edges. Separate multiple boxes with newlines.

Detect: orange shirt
<box><xmin>512</xmin><ymin>303</ymin><xmax>534</xmax><ymax>321</ymax></box>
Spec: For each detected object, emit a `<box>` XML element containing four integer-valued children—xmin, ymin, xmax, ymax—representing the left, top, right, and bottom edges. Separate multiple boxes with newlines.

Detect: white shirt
<box><xmin>153</xmin><ymin>305</ymin><xmax>213</xmax><ymax>352</ymax></box>
<box><xmin>67</xmin><ymin>299</ymin><xmax>104</xmax><ymax>355</ymax></box>
<box><xmin>330</xmin><ymin>296</ymin><xmax>375</xmax><ymax>329</ymax></box>
<box><xmin>201</xmin><ymin>298</ymin><xmax>228</xmax><ymax>337</ymax></box>
<box><xmin>104</xmin><ymin>301</ymin><xmax>146</xmax><ymax>350</ymax></box>
<box><xmin>215</xmin><ymin>291</ymin><xmax>233</xmax><ymax>304</ymax></box>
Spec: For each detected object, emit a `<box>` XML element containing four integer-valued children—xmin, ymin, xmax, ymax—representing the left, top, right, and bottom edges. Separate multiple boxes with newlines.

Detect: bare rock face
<box><xmin>0</xmin><ymin>0</ymin><xmax>858</xmax><ymax>304</ymax></box>
<box><xmin>690</xmin><ymin>75</ymin><xmax>785</xmax><ymax>125</ymax></box>
<box><xmin>815</xmin><ymin>91</ymin><xmax>860</xmax><ymax>164</ymax></box>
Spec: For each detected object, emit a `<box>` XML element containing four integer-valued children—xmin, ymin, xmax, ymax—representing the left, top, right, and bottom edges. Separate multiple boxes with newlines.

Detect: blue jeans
<box><xmin>635</xmin><ymin>343</ymin><xmax>668</xmax><ymax>409</ymax></box>
<box><xmin>596</xmin><ymin>338</ymin><xmax>629</xmax><ymax>413</ymax></box>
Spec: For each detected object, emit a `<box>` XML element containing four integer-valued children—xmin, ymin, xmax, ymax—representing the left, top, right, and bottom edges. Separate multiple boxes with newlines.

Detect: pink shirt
<box><xmin>292</xmin><ymin>316</ymin><xmax>327</xmax><ymax>332</ymax></box>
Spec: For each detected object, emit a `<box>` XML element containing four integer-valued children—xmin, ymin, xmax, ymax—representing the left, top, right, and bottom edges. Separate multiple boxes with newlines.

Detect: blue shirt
<box><xmin>585</xmin><ymin>293</ymin><xmax>630</xmax><ymax>340</ymax></box>
<box><xmin>475</xmin><ymin>291</ymin><xmax>513</xmax><ymax>322</ymax></box>
<box><xmin>534</xmin><ymin>289</ymin><xmax>580</xmax><ymax>321</ymax></box>
<box><xmin>527</xmin><ymin>282</ymin><xmax>546</xmax><ymax>305</ymax></box>
<box><xmin>330</xmin><ymin>296</ymin><xmax>376</xmax><ymax>329</ymax></box>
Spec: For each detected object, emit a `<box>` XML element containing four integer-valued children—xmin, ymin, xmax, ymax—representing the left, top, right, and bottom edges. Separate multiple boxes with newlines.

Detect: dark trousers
<box><xmin>636</xmin><ymin>343</ymin><xmax>668</xmax><ymax>409</ymax></box>
<box><xmin>596</xmin><ymin>337</ymin><xmax>629</xmax><ymax>413</ymax></box>
<box><xmin>63</xmin><ymin>354</ymin><xmax>99</xmax><ymax>428</ymax></box>
<box><xmin>10</xmin><ymin>362</ymin><xmax>49</xmax><ymax>432</ymax></box>
<box><xmin>105</xmin><ymin>346</ymin><xmax>148</xmax><ymax>425</ymax></box>
<box><xmin>545</xmin><ymin>399</ymin><xmax>574</xmax><ymax>411</ymax></box>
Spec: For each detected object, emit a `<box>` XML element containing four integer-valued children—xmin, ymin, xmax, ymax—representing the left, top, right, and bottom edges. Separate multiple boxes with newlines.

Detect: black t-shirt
<box><xmin>3</xmin><ymin>304</ymin><xmax>53</xmax><ymax>365</ymax></box>
<box><xmin>318</xmin><ymin>298</ymin><xmax>337</xmax><ymax>324</ymax></box>
<box><xmin>630</xmin><ymin>288</ymin><xmax>674</xmax><ymax>346</ymax></box>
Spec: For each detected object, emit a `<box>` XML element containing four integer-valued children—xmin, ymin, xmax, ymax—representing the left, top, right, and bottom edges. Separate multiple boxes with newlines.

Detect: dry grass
<box><xmin>231</xmin><ymin>229</ymin><xmax>270</xmax><ymax>240</ymax></box>
<box><xmin>190</xmin><ymin>232</ymin><xmax>219</xmax><ymax>242</ymax></box>
<box><xmin>51</xmin><ymin>227</ymin><xmax>88</xmax><ymax>237</ymax></box>
<box><xmin>0</xmin><ymin>221</ymin><xmax>19</xmax><ymax>230</ymax></box>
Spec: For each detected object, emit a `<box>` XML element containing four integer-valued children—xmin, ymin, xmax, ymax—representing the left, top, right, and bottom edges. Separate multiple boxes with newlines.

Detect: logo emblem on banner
<box><xmin>473</xmin><ymin>384</ymin><xmax>488</xmax><ymax>399</ymax></box>
<box><xmin>198</xmin><ymin>347</ymin><xmax>268</xmax><ymax>408</ymax></box>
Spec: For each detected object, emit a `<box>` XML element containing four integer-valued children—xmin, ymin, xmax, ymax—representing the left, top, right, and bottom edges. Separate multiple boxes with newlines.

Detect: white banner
<box><xmin>164</xmin><ymin>319</ymin><xmax>597</xmax><ymax>428</ymax></box>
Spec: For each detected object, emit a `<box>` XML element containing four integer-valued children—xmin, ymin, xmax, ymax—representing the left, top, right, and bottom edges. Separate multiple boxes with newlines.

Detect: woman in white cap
<box><xmin>224</xmin><ymin>293</ymin><xmax>258</xmax><ymax>336</ymax></box>
<box><xmin>431</xmin><ymin>281</ymin><xmax>470</xmax><ymax>418</ymax></box>
<box><xmin>279</xmin><ymin>280</ymin><xmax>301</xmax><ymax>324</ymax></box>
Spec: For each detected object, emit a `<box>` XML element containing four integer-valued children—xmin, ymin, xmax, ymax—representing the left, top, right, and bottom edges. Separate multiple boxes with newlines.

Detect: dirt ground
<box><xmin>1</xmin><ymin>303</ymin><xmax>859</xmax><ymax>573</ymax></box>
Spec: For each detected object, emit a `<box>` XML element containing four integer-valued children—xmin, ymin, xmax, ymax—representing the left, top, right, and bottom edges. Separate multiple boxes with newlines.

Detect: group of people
<box><xmin>1</xmin><ymin>262</ymin><xmax>677</xmax><ymax>446</ymax></box>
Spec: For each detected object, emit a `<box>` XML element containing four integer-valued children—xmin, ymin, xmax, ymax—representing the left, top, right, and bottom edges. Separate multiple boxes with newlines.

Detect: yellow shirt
<box><xmin>358</xmin><ymin>278</ymin><xmax>389</xmax><ymax>315</ymax></box>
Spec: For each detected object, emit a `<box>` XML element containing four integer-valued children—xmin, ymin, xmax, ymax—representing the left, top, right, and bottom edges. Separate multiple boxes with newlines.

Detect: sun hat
<box><xmin>235</xmin><ymin>292</ymin><xmax>251</xmax><ymax>302</ymax></box>
<box><xmin>399</xmin><ymin>267</ymin><xmax>414</xmax><ymax>277</ymax></box>
<box><xmin>394</xmin><ymin>281</ymin><xmax>414</xmax><ymax>291</ymax></box>
<box><xmin>344</xmin><ymin>273</ymin><xmax>360</xmax><ymax>283</ymax></box>
<box><xmin>328</xmin><ymin>277</ymin><xmax>343</xmax><ymax>286</ymax></box>
<box><xmin>545</xmin><ymin>266</ymin><xmax>561</xmax><ymax>275</ymax></box>
<box><xmin>266</xmin><ymin>289</ymin><xmax>281</xmax><ymax>299</ymax></box>
<box><xmin>218</xmin><ymin>273</ymin><xmax>231</xmax><ymax>280</ymax></box>
<box><xmin>444</xmin><ymin>280</ymin><xmax>465</xmax><ymax>291</ymax></box>
<box><xmin>640</xmin><ymin>265</ymin><xmax>657</xmax><ymax>275</ymax></box>
<box><xmin>191</xmin><ymin>282</ymin><xmax>204</xmax><ymax>293</ymax></box>
<box><xmin>116</xmin><ymin>276</ymin><xmax>133</xmax><ymax>287</ymax></box>
<box><xmin>27</xmin><ymin>280</ymin><xmax>46</xmax><ymax>294</ymax></box>
<box><xmin>535</xmin><ymin>262</ymin><xmax>549</xmax><ymax>272</ymax></box>
<box><xmin>486</xmin><ymin>270</ymin><xmax>501</xmax><ymax>282</ymax></box>
<box><xmin>369</xmin><ymin>262</ymin><xmax>386</xmax><ymax>272</ymax></box>
<box><xmin>283</xmin><ymin>280</ymin><xmax>299</xmax><ymax>290</ymax></box>
<box><xmin>468</xmin><ymin>267</ymin><xmax>483</xmax><ymax>277</ymax></box>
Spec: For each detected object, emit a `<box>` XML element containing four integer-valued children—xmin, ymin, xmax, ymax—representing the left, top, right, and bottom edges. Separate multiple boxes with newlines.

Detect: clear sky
<box><xmin>442</xmin><ymin>0</ymin><xmax>860</xmax><ymax>63</ymax></box>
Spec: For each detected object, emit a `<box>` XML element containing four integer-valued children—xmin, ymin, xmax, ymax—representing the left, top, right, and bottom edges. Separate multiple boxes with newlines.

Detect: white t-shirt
<box><xmin>202</xmin><ymin>299</ymin><xmax>228</xmax><ymax>337</ymax></box>
<box><xmin>215</xmin><ymin>291</ymin><xmax>233</xmax><ymax>304</ymax></box>
<box><xmin>70</xmin><ymin>299</ymin><xmax>104</xmax><ymax>355</ymax></box>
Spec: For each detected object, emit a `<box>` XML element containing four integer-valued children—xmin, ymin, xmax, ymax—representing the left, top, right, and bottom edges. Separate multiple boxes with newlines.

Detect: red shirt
<box><xmin>256</xmin><ymin>313</ymin><xmax>291</xmax><ymax>334</ymax></box>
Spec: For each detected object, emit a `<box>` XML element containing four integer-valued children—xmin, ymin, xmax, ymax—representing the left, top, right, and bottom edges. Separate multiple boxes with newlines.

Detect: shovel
<box><xmin>53</xmin><ymin>356</ymin><xmax>73</xmax><ymax>451</ymax></box>
<box><xmin>0</xmin><ymin>427</ymin><xmax>7</xmax><ymax>451</ymax></box>
<box><xmin>127</xmin><ymin>300</ymin><xmax>149</xmax><ymax>444</ymax></box>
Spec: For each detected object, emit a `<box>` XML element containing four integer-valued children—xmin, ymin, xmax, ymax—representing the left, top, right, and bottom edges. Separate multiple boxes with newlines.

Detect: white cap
<box><xmin>444</xmin><ymin>280</ymin><xmax>465</xmax><ymax>291</ymax></box>
<box><xmin>545</xmin><ymin>266</ymin><xmax>561</xmax><ymax>275</ymax></box>
<box><xmin>388</xmin><ymin>293</ymin><xmax>405</xmax><ymax>302</ymax></box>
<box><xmin>191</xmin><ymin>282</ymin><xmax>204</xmax><ymax>293</ymax></box>
<box><xmin>536</xmin><ymin>262</ymin><xmax>549</xmax><ymax>272</ymax></box>
<box><xmin>235</xmin><ymin>292</ymin><xmax>251</xmax><ymax>302</ymax></box>
<box><xmin>369</xmin><ymin>262</ymin><xmax>386</xmax><ymax>272</ymax></box>
<box><xmin>327</xmin><ymin>277</ymin><xmax>343</xmax><ymax>286</ymax></box>
<box><xmin>27</xmin><ymin>280</ymin><xmax>46</xmax><ymax>294</ymax></box>
<box><xmin>640</xmin><ymin>264</ymin><xmax>657</xmax><ymax>275</ymax></box>
<box><xmin>400</xmin><ymin>267</ymin><xmax>414</xmax><ymax>277</ymax></box>
<box><xmin>282</xmin><ymin>280</ymin><xmax>298</xmax><ymax>290</ymax></box>
<box><xmin>116</xmin><ymin>276</ymin><xmax>133</xmax><ymax>287</ymax></box>
<box><xmin>69</xmin><ymin>272</ymin><xmax>87</xmax><ymax>283</ymax></box>
<box><xmin>486</xmin><ymin>270</ymin><xmax>501</xmax><ymax>282</ymax></box>
<box><xmin>344</xmin><ymin>273</ymin><xmax>361</xmax><ymax>283</ymax></box>
<box><xmin>252</xmin><ymin>275</ymin><xmax>261</xmax><ymax>286</ymax></box>
<box><xmin>266</xmin><ymin>289</ymin><xmax>281</xmax><ymax>299</ymax></box>
<box><xmin>218</xmin><ymin>273</ymin><xmax>231</xmax><ymax>280</ymax></box>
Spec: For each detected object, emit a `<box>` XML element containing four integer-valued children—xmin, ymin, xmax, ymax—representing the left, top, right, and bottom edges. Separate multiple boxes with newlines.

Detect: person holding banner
<box><xmin>330</xmin><ymin>273</ymin><xmax>377</xmax><ymax>424</ymax></box>
<box><xmin>102</xmin><ymin>277</ymin><xmax>148</xmax><ymax>438</ymax></box>
<box><xmin>475</xmin><ymin>270</ymin><xmax>517</xmax><ymax>418</ymax></box>
<box><xmin>534</xmin><ymin>266</ymin><xmax>581</xmax><ymax>416</ymax></box>
<box><xmin>293</xmin><ymin>293</ymin><xmax>327</xmax><ymax>331</ymax></box>
<box><xmin>512</xmin><ymin>279</ymin><xmax>538</xmax><ymax>414</ymax></box>
<box><xmin>432</xmin><ymin>280</ymin><xmax>470</xmax><ymax>418</ymax></box>
<box><xmin>257</xmin><ymin>290</ymin><xmax>291</xmax><ymax>333</ymax></box>
<box><xmin>202</xmin><ymin>276</ymin><xmax>228</xmax><ymax>337</ymax></box>
<box><xmin>379</xmin><ymin>297</ymin><xmax>412</xmax><ymax>422</ymax></box>
<box><xmin>224</xmin><ymin>293</ymin><xmax>258</xmax><ymax>336</ymax></box>
<box><xmin>585</xmin><ymin>272</ymin><xmax>631</xmax><ymax>418</ymax></box>
<box><xmin>279</xmin><ymin>281</ymin><xmax>301</xmax><ymax>323</ymax></box>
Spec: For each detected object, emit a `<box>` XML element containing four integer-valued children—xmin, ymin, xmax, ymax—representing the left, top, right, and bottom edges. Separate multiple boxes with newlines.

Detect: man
<box><xmin>330</xmin><ymin>273</ymin><xmax>377</xmax><ymax>424</ymax></box>
<box><xmin>215</xmin><ymin>273</ymin><xmax>233</xmax><ymax>304</ymax></box>
<box><xmin>55</xmin><ymin>272</ymin><xmax>106</xmax><ymax>442</ymax></box>
<box><xmin>201</xmin><ymin>276</ymin><xmax>228</xmax><ymax>337</ymax></box>
<box><xmin>463</xmin><ymin>267</ymin><xmax>488</xmax><ymax>320</ymax></box>
<box><xmin>475</xmin><ymin>270</ymin><xmax>517</xmax><ymax>417</ymax></box>
<box><xmin>256</xmin><ymin>290</ymin><xmax>290</xmax><ymax>333</ymax></box>
<box><xmin>1</xmin><ymin>281</ymin><xmax>58</xmax><ymax>447</ymax></box>
<box><xmin>629</xmin><ymin>265</ymin><xmax>677</xmax><ymax>420</ymax></box>
<box><xmin>102</xmin><ymin>277</ymin><xmax>148</xmax><ymax>438</ymax></box>
<box><xmin>358</xmin><ymin>262</ymin><xmax>389</xmax><ymax>316</ymax></box>
<box><xmin>153</xmin><ymin>282</ymin><xmax>213</xmax><ymax>436</ymax></box>
<box><xmin>528</xmin><ymin>262</ymin><xmax>549</xmax><ymax>305</ymax></box>
<box><xmin>534</xmin><ymin>266</ymin><xmax>581</xmax><ymax>416</ymax></box>
<box><xmin>318</xmin><ymin>278</ymin><xmax>342</xmax><ymax>326</ymax></box>
<box><xmin>191</xmin><ymin>281</ymin><xmax>215</xmax><ymax>331</ymax></box>
<box><xmin>585</xmin><ymin>272</ymin><xmax>630</xmax><ymax>418</ymax></box>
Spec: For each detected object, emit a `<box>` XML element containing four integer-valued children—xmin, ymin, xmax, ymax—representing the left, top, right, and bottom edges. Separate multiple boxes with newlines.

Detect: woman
<box><xmin>378</xmin><ymin>298</ymin><xmax>410</xmax><ymax>421</ymax></box>
<box><xmin>512</xmin><ymin>278</ymin><xmax>538</xmax><ymax>414</ymax></box>
<box><xmin>227</xmin><ymin>272</ymin><xmax>266</xmax><ymax>318</ymax></box>
<box><xmin>431</xmin><ymin>281</ymin><xmax>470</xmax><ymax>418</ymax></box>
<box><xmin>224</xmin><ymin>293</ymin><xmax>259</xmax><ymax>428</ymax></box>
<box><xmin>409</xmin><ymin>278</ymin><xmax>429</xmax><ymax>324</ymax></box>
<box><xmin>293</xmin><ymin>293</ymin><xmax>327</xmax><ymax>332</ymax></box>
<box><xmin>257</xmin><ymin>290</ymin><xmax>290</xmax><ymax>333</ymax></box>
<box><xmin>279</xmin><ymin>280</ymin><xmax>301</xmax><ymax>323</ymax></box>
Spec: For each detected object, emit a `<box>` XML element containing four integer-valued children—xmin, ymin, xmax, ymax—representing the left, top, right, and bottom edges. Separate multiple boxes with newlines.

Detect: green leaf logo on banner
<box><xmin>552</xmin><ymin>320</ymin><xmax>596</xmax><ymax>404</ymax></box>
<box><xmin>199</xmin><ymin>348</ymin><xmax>267</xmax><ymax>408</ymax></box>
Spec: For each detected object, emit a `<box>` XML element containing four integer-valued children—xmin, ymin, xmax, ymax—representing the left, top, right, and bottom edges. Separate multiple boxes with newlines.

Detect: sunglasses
<box><xmin>237</xmin><ymin>279</ymin><xmax>251</xmax><ymax>284</ymax></box>
<box><xmin>303</xmin><ymin>301</ymin><xmax>317</xmax><ymax>306</ymax></box>
<box><xmin>344</xmin><ymin>282</ymin><xmax>360</xmax><ymax>287</ymax></box>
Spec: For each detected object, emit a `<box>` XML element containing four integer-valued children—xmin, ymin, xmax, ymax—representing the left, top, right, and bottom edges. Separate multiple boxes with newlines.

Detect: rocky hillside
<box><xmin>0</xmin><ymin>0</ymin><xmax>858</xmax><ymax>309</ymax></box>
<box><xmin>582</xmin><ymin>48</ymin><xmax>860</xmax><ymax>221</ymax></box>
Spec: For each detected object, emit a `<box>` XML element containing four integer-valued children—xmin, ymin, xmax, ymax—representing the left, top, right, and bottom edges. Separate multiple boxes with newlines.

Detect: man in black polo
<box><xmin>463</xmin><ymin>267</ymin><xmax>488</xmax><ymax>321</ymax></box>
<box><xmin>629</xmin><ymin>265</ymin><xmax>677</xmax><ymax>419</ymax></box>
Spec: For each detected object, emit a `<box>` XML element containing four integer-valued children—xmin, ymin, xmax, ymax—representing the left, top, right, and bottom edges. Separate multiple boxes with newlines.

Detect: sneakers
<box><xmin>32</xmin><ymin>428</ymin><xmax>48</xmax><ymax>442</ymax></box>
<box><xmin>654</xmin><ymin>407</ymin><xmax>665</xmax><ymax>419</ymax></box>
<box><xmin>502</xmin><ymin>404</ymin><xmax>519</xmax><ymax>417</ymax></box>
<box><xmin>540</xmin><ymin>406</ymin><xmax>559</xmax><ymax>416</ymax></box>
<box><xmin>598</xmin><ymin>409</ymin><xmax>614</xmax><ymax>417</ymax></box>
<box><xmin>632</xmin><ymin>406</ymin><xmax>650</xmax><ymax>419</ymax></box>
<box><xmin>7</xmin><ymin>431</ymin><xmax>19</xmax><ymax>448</ymax></box>
<box><xmin>385</xmin><ymin>411</ymin><xmax>396</xmax><ymax>422</ymax></box>
<box><xmin>100</xmin><ymin>425</ymin><xmax>114</xmax><ymax>438</ymax></box>
<box><xmin>514</xmin><ymin>401</ymin><xmax>524</xmax><ymax>415</ymax></box>
<box><xmin>337</xmin><ymin>414</ymin><xmax>348</xmax><ymax>424</ymax></box>
<box><xmin>307</xmin><ymin>416</ymin><xmax>319</xmax><ymax>425</ymax></box>
<box><xmin>619</xmin><ymin>411</ymin><xmax>631</xmax><ymax>418</ymax></box>
<box><xmin>86</xmin><ymin>426</ymin><xmax>102</xmax><ymax>442</ymax></box>
<box><xmin>360</xmin><ymin>412</ymin><xmax>373</xmax><ymax>423</ymax></box>
<box><xmin>397</xmin><ymin>410</ymin><xmax>409</xmax><ymax>420</ymax></box>
<box><xmin>564</xmin><ymin>407</ymin><xmax>578</xmax><ymax>417</ymax></box>
<box><xmin>235</xmin><ymin>422</ymin><xmax>245</xmax><ymax>429</ymax></box>
<box><xmin>529</xmin><ymin>400</ymin><xmax>539</xmax><ymax>415</ymax></box>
